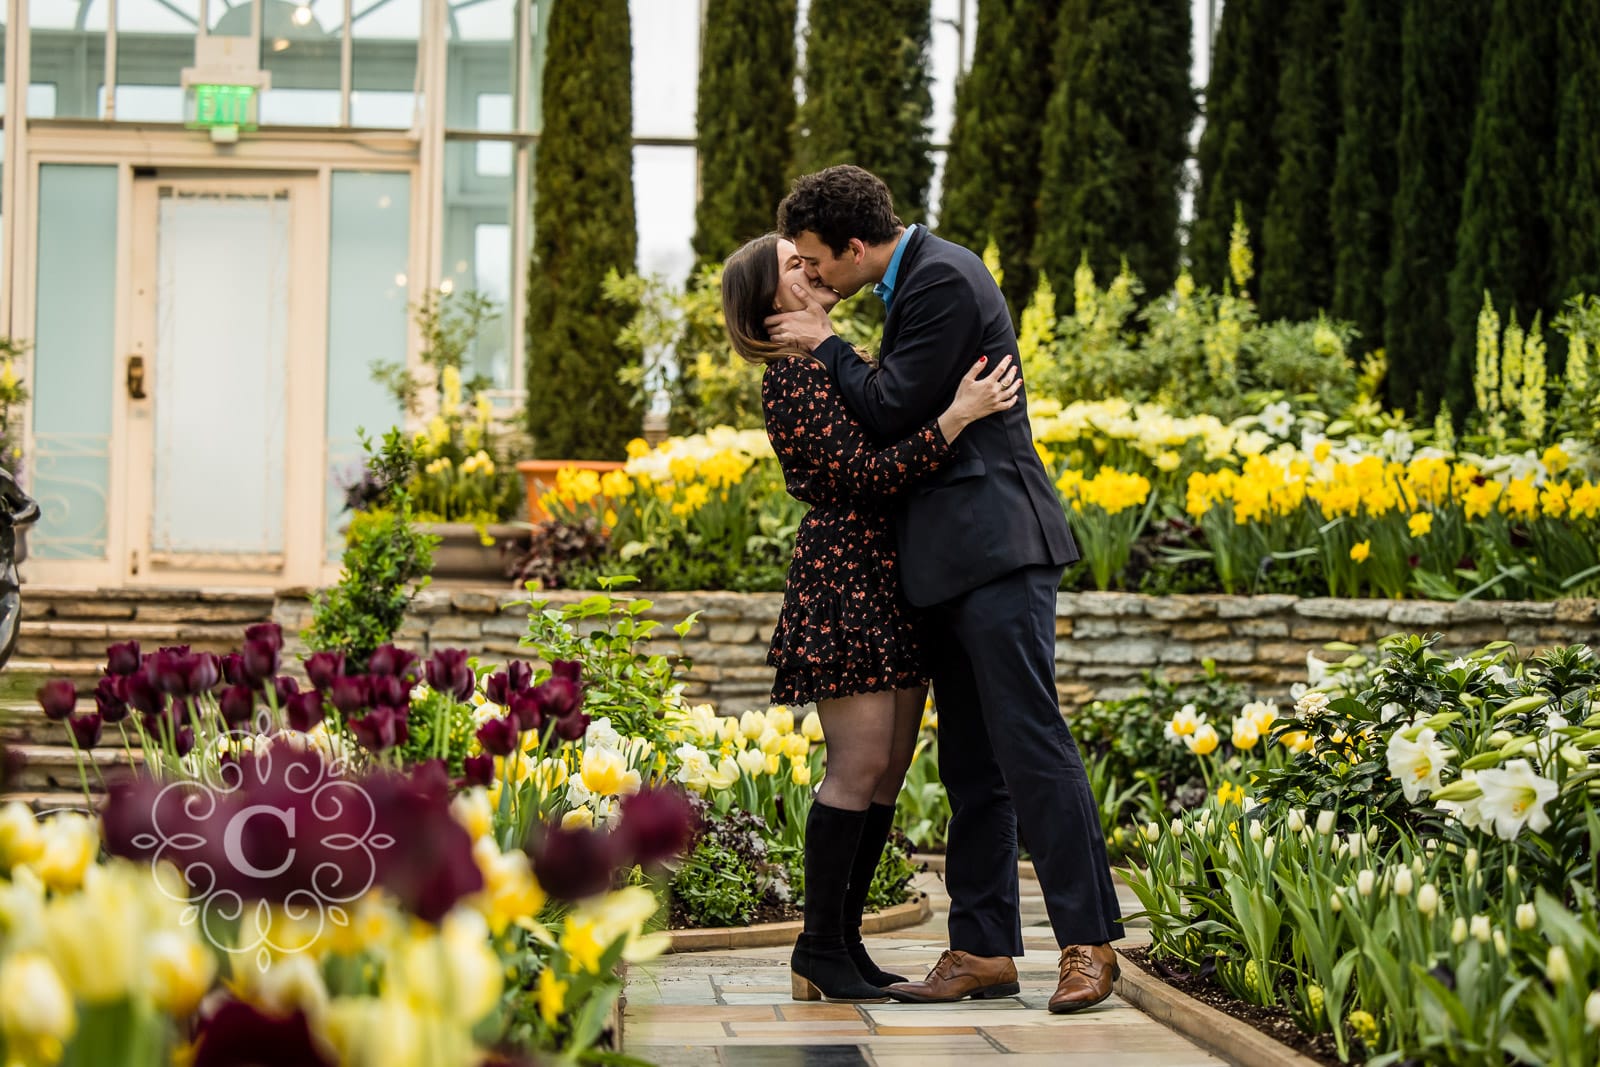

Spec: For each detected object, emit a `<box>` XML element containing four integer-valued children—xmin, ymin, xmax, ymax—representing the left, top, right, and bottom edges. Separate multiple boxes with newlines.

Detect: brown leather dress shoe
<box><xmin>1048</xmin><ymin>944</ymin><xmax>1119</xmax><ymax>1013</ymax></box>
<box><xmin>885</xmin><ymin>949</ymin><xmax>1020</xmax><ymax>1003</ymax></box>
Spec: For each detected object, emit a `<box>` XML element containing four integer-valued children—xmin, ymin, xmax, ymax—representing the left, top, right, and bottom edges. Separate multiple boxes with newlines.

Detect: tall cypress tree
<box><xmin>1549</xmin><ymin>0</ymin><xmax>1600</xmax><ymax>304</ymax></box>
<box><xmin>1330</xmin><ymin>0</ymin><xmax>1402</xmax><ymax>352</ymax></box>
<box><xmin>1382</xmin><ymin>0</ymin><xmax>1489</xmax><ymax>415</ymax></box>
<box><xmin>1035</xmin><ymin>0</ymin><xmax>1193</xmax><ymax>298</ymax></box>
<box><xmin>939</xmin><ymin>0</ymin><xmax>1062</xmax><ymax>317</ymax></box>
<box><xmin>525</xmin><ymin>0</ymin><xmax>638</xmax><ymax>459</ymax></box>
<box><xmin>1259</xmin><ymin>0</ymin><xmax>1346</xmax><ymax>321</ymax></box>
<box><xmin>795</xmin><ymin>0</ymin><xmax>933</xmax><ymax>222</ymax></box>
<box><xmin>1189</xmin><ymin>0</ymin><xmax>1284</xmax><ymax>291</ymax></box>
<box><xmin>1446</xmin><ymin>0</ymin><xmax>1556</xmax><ymax>414</ymax></box>
<box><xmin>692</xmin><ymin>0</ymin><xmax>798</xmax><ymax>266</ymax></box>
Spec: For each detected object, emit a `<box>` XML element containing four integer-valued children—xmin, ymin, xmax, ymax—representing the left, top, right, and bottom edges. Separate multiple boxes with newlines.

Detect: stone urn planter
<box><xmin>516</xmin><ymin>460</ymin><xmax>626</xmax><ymax>524</ymax></box>
<box><xmin>417</xmin><ymin>522</ymin><xmax>524</xmax><ymax>582</ymax></box>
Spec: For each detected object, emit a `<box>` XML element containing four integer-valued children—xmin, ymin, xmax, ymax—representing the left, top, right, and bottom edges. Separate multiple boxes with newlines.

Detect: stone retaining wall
<box><xmin>16</xmin><ymin>585</ymin><xmax>1600</xmax><ymax>711</ymax></box>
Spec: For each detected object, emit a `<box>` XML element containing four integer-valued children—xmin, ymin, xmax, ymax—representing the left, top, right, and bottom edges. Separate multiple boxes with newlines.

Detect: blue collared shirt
<box><xmin>872</xmin><ymin>224</ymin><xmax>919</xmax><ymax>310</ymax></box>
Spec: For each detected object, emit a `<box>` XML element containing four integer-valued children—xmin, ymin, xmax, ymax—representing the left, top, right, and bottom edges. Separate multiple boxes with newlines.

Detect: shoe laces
<box><xmin>1061</xmin><ymin>946</ymin><xmax>1094</xmax><ymax>974</ymax></box>
<box><xmin>930</xmin><ymin>950</ymin><xmax>960</xmax><ymax>980</ymax></box>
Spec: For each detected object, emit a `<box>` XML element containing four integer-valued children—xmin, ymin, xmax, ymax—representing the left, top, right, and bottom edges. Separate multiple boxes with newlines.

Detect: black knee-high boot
<box><xmin>791</xmin><ymin>800</ymin><xmax>888</xmax><ymax>1002</ymax></box>
<box><xmin>840</xmin><ymin>801</ymin><xmax>906</xmax><ymax>986</ymax></box>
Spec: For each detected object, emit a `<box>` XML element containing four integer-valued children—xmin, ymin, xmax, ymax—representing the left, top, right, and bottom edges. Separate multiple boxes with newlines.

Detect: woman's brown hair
<box><xmin>721</xmin><ymin>233</ymin><xmax>807</xmax><ymax>366</ymax></box>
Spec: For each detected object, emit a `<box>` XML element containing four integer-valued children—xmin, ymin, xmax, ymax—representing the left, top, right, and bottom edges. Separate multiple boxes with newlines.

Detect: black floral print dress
<box><xmin>762</xmin><ymin>355</ymin><xmax>954</xmax><ymax>705</ymax></box>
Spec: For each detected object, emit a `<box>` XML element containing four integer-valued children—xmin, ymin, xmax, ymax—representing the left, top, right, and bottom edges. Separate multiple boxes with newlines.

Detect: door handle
<box><xmin>127</xmin><ymin>355</ymin><xmax>147</xmax><ymax>399</ymax></box>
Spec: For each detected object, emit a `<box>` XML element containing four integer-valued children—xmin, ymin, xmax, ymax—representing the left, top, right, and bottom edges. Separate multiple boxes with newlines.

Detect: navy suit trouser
<box><xmin>927</xmin><ymin>563</ymin><xmax>1125</xmax><ymax>954</ymax></box>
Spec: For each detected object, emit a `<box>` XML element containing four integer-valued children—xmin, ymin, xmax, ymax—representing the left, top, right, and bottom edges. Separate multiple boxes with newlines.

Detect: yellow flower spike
<box><xmin>561</xmin><ymin>917</ymin><xmax>606</xmax><ymax>974</ymax></box>
<box><xmin>536</xmin><ymin>968</ymin><xmax>569</xmax><ymax>1026</ymax></box>
<box><xmin>1350</xmin><ymin>541</ymin><xmax>1371</xmax><ymax>564</ymax></box>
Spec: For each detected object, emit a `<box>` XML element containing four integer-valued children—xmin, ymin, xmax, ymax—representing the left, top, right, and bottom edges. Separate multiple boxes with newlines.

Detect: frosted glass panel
<box><xmin>32</xmin><ymin>165</ymin><xmax>118</xmax><ymax>560</ymax></box>
<box><xmin>153</xmin><ymin>192</ymin><xmax>288</xmax><ymax>555</ymax></box>
<box><xmin>325</xmin><ymin>171</ymin><xmax>408</xmax><ymax>559</ymax></box>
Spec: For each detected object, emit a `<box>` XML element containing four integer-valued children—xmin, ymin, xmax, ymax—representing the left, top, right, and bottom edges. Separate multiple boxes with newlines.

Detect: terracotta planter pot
<box><xmin>416</xmin><ymin>522</ymin><xmax>523</xmax><ymax>582</ymax></box>
<box><xmin>516</xmin><ymin>459</ymin><xmax>626</xmax><ymax>523</ymax></box>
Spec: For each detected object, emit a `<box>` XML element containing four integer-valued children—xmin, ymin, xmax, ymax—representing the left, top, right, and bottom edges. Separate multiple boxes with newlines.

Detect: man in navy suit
<box><xmin>766</xmin><ymin>165</ymin><xmax>1124</xmax><ymax>1013</ymax></box>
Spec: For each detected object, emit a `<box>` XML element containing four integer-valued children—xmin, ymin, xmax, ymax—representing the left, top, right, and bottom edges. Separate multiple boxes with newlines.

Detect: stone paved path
<box><xmin>625</xmin><ymin>867</ymin><xmax>1227</xmax><ymax>1066</ymax></box>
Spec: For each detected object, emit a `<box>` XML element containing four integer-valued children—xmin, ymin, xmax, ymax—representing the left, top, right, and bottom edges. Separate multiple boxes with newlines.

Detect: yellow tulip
<box><xmin>31</xmin><ymin>812</ymin><xmax>98</xmax><ymax>892</ymax></box>
<box><xmin>791</xmin><ymin>762</ymin><xmax>812</xmax><ymax>786</ymax></box>
<box><xmin>766</xmin><ymin>706</ymin><xmax>795</xmax><ymax>735</ymax></box>
<box><xmin>473</xmin><ymin>837</ymin><xmax>547</xmax><ymax>935</ymax></box>
<box><xmin>737</xmin><ymin>748</ymin><xmax>767</xmax><ymax>779</ymax></box>
<box><xmin>0</xmin><ymin>801</ymin><xmax>44</xmax><ymax>870</ymax></box>
<box><xmin>765</xmin><ymin>753</ymin><xmax>781</xmax><ymax>776</ymax></box>
<box><xmin>580</xmin><ymin>747</ymin><xmax>642</xmax><ymax>798</ymax></box>
<box><xmin>801</xmin><ymin>711</ymin><xmax>825</xmax><ymax>743</ymax></box>
<box><xmin>1186</xmin><ymin>723</ymin><xmax>1220</xmax><ymax>757</ymax></box>
<box><xmin>0</xmin><ymin>952</ymin><xmax>76</xmax><ymax>1065</ymax></box>
<box><xmin>784</xmin><ymin>734</ymin><xmax>810</xmax><ymax>760</ymax></box>
<box><xmin>147</xmin><ymin>930</ymin><xmax>217</xmax><ymax>1017</ymax></box>
<box><xmin>739</xmin><ymin>711</ymin><xmax>766</xmax><ymax>740</ymax></box>
<box><xmin>562</xmin><ymin>805</ymin><xmax>596</xmax><ymax>830</ymax></box>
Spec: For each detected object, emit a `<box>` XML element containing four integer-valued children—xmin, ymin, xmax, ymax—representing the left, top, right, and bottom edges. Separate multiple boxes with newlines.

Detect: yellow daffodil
<box><xmin>561</xmin><ymin>917</ymin><xmax>606</xmax><ymax>974</ymax></box>
<box><xmin>536</xmin><ymin>968</ymin><xmax>569</xmax><ymax>1026</ymax></box>
<box><xmin>1349</xmin><ymin>541</ymin><xmax>1371</xmax><ymax>564</ymax></box>
<box><xmin>1407</xmin><ymin>512</ymin><xmax>1432</xmax><ymax>538</ymax></box>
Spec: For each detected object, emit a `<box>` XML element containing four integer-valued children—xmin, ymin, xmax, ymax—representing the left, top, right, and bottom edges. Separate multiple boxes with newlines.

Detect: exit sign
<box><xmin>192</xmin><ymin>84</ymin><xmax>255</xmax><ymax>129</ymax></box>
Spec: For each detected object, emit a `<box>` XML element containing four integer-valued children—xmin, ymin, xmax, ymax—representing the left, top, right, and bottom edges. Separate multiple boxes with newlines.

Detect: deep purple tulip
<box><xmin>220</xmin><ymin>652</ymin><xmax>248</xmax><ymax>687</ymax></box>
<box><xmin>285</xmin><ymin>691</ymin><xmax>325</xmax><ymax>733</ymax></box>
<box><xmin>241</xmin><ymin>638</ymin><xmax>279</xmax><ymax>685</ymax></box>
<box><xmin>93</xmin><ymin>676</ymin><xmax>129</xmax><ymax>723</ymax></box>
<box><xmin>364</xmin><ymin>774</ymin><xmax>482</xmax><ymax>923</ymax></box>
<box><xmin>509</xmin><ymin>690</ymin><xmax>545</xmax><ymax>734</ymax></box>
<box><xmin>244</xmin><ymin>622</ymin><xmax>284</xmax><ymax>653</ymax></box>
<box><xmin>273</xmin><ymin>676</ymin><xmax>299</xmax><ymax>708</ymax></box>
<box><xmin>460</xmin><ymin>753</ymin><xmax>495</xmax><ymax>789</ymax></box>
<box><xmin>367</xmin><ymin>644</ymin><xmax>418</xmax><ymax>682</ymax></box>
<box><xmin>192</xmin><ymin>1002</ymin><xmax>333</xmax><ymax>1067</ymax></box>
<box><xmin>368</xmin><ymin>674</ymin><xmax>409</xmax><ymax>709</ymax></box>
<box><xmin>507</xmin><ymin>661</ymin><xmax>534</xmax><ymax>693</ymax></box>
<box><xmin>426</xmin><ymin>648</ymin><xmax>475</xmax><ymax>702</ymax></box>
<box><xmin>124</xmin><ymin>670</ymin><xmax>165</xmax><ymax>717</ymax></box>
<box><xmin>304</xmin><ymin>651</ymin><xmax>345</xmax><ymax>691</ymax></box>
<box><xmin>530</xmin><ymin>825</ymin><xmax>620</xmax><ymax>901</ymax></box>
<box><xmin>36</xmin><ymin>679</ymin><xmax>77</xmax><ymax>721</ymax></box>
<box><xmin>105</xmin><ymin>640</ymin><xmax>141</xmax><ymax>677</ymax></box>
<box><xmin>67</xmin><ymin>712</ymin><xmax>103</xmax><ymax>750</ymax></box>
<box><xmin>174</xmin><ymin>725</ymin><xmax>196</xmax><ymax>757</ymax></box>
<box><xmin>219</xmin><ymin>685</ymin><xmax>256</xmax><ymax>727</ymax></box>
<box><xmin>328</xmin><ymin>675</ymin><xmax>371</xmax><ymax>715</ymax></box>
<box><xmin>475</xmin><ymin>715</ymin><xmax>519</xmax><ymax>757</ymax></box>
<box><xmin>539</xmin><ymin>677</ymin><xmax>583</xmax><ymax>720</ymax></box>
<box><xmin>408</xmin><ymin>760</ymin><xmax>452</xmax><ymax>803</ymax></box>
<box><xmin>146</xmin><ymin>649</ymin><xmax>192</xmax><ymax>696</ymax></box>
<box><xmin>551</xmin><ymin>659</ymin><xmax>582</xmax><ymax>686</ymax></box>
<box><xmin>617</xmin><ymin>787</ymin><xmax>696</xmax><ymax>866</ymax></box>
<box><xmin>350</xmin><ymin>706</ymin><xmax>403</xmax><ymax>752</ymax></box>
<box><xmin>485</xmin><ymin>671</ymin><xmax>511</xmax><ymax>706</ymax></box>
<box><xmin>553</xmin><ymin>710</ymin><xmax>590</xmax><ymax>743</ymax></box>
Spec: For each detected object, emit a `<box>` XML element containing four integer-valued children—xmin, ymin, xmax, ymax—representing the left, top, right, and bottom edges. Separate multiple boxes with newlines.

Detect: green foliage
<box><xmin>370</xmin><ymin>288</ymin><xmax>498</xmax><ymax>416</ymax></box>
<box><xmin>1035</xmin><ymin>0</ymin><xmax>1193</xmax><ymax>302</ymax></box>
<box><xmin>396</xmin><ymin>685</ymin><xmax>480</xmax><ymax>775</ymax></box>
<box><xmin>1189</xmin><ymin>0</ymin><xmax>1283</xmax><ymax>291</ymax></box>
<box><xmin>1383</xmin><ymin>0</ymin><xmax>1489</xmax><ymax>416</ymax></box>
<box><xmin>795</xmin><ymin>0</ymin><xmax>933</xmax><ymax>222</ymax></box>
<box><xmin>894</xmin><ymin>730</ymin><xmax>951</xmax><ymax>851</ymax></box>
<box><xmin>0</xmin><ymin>336</ymin><xmax>30</xmax><ymax>474</ymax></box>
<box><xmin>1550</xmin><ymin>0</ymin><xmax>1600</xmax><ymax>305</ymax></box>
<box><xmin>1329</xmin><ymin>0</ymin><xmax>1401</xmax><ymax>355</ymax></box>
<box><xmin>304</xmin><ymin>430</ymin><xmax>437</xmax><ymax>672</ymax></box>
<box><xmin>693</xmin><ymin>0</ymin><xmax>797</xmax><ymax>266</ymax></box>
<box><xmin>519</xmin><ymin>576</ymin><xmax>698</xmax><ymax>751</ymax></box>
<box><xmin>939</xmin><ymin>0</ymin><xmax>1062</xmax><ymax>317</ymax></box>
<box><xmin>1446</xmin><ymin>0</ymin><xmax>1557</xmax><ymax>419</ymax></box>
<box><xmin>1259</xmin><ymin>0</ymin><xmax>1345</xmax><ymax>322</ymax></box>
<box><xmin>672</xmin><ymin>835</ymin><xmax>762</xmax><ymax>927</ymax></box>
<box><xmin>1553</xmin><ymin>296</ymin><xmax>1600</xmax><ymax>442</ymax></box>
<box><xmin>524</xmin><ymin>0</ymin><xmax>639</xmax><ymax>460</ymax></box>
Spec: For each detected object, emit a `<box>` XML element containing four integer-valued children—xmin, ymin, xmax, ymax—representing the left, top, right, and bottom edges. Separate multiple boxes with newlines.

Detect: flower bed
<box><xmin>1118</xmin><ymin>637</ymin><xmax>1600</xmax><ymax>1065</ymax></box>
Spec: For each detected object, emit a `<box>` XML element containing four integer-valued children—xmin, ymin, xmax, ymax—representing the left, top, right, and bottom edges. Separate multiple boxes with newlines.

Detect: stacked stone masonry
<box><xmin>13</xmin><ymin>586</ymin><xmax>1600</xmax><ymax>714</ymax></box>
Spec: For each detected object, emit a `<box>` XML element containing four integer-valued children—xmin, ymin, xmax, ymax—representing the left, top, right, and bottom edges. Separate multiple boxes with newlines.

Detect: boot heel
<box><xmin>973</xmin><ymin>981</ymin><xmax>1021</xmax><ymax>999</ymax></box>
<box><xmin>791</xmin><ymin>972</ymin><xmax>822</xmax><ymax>1001</ymax></box>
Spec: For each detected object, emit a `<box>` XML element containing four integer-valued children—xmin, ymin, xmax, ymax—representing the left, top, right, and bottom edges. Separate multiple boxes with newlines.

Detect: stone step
<box><xmin>5</xmin><ymin>742</ymin><xmax>137</xmax><ymax>793</ymax></box>
<box><xmin>0</xmin><ymin>791</ymin><xmax>103</xmax><ymax>815</ymax></box>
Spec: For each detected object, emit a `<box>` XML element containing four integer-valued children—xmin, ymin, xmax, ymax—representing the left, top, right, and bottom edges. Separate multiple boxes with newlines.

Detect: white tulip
<box><xmin>1393</xmin><ymin>866</ymin><xmax>1414</xmax><ymax>897</ymax></box>
<box><xmin>1316</xmin><ymin>810</ymin><xmax>1336</xmax><ymax>836</ymax></box>
<box><xmin>1470</xmin><ymin>914</ymin><xmax>1492</xmax><ymax>944</ymax></box>
<box><xmin>1356</xmin><ymin>869</ymin><xmax>1376</xmax><ymax>896</ymax></box>
<box><xmin>1418</xmin><ymin>884</ymin><xmax>1440</xmax><ymax>916</ymax></box>
<box><xmin>1516</xmin><ymin>903</ymin><xmax>1537</xmax><ymax>932</ymax></box>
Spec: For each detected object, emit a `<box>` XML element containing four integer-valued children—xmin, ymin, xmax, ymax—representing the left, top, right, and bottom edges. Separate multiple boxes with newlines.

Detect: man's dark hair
<box><xmin>777</xmin><ymin>165</ymin><xmax>901</xmax><ymax>255</ymax></box>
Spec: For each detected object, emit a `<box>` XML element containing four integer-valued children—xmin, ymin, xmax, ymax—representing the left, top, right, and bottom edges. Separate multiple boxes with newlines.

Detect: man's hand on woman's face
<box><xmin>765</xmin><ymin>283</ymin><xmax>837</xmax><ymax>351</ymax></box>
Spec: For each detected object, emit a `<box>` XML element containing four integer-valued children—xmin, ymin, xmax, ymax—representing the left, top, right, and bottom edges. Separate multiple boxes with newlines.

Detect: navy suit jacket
<box><xmin>813</xmin><ymin>227</ymin><xmax>1078</xmax><ymax>607</ymax></box>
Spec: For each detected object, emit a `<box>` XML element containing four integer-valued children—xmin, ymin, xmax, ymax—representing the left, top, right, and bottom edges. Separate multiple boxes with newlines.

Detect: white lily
<box><xmin>1473</xmin><ymin>759</ymin><xmax>1558</xmax><ymax>841</ymax></box>
<box><xmin>1386</xmin><ymin>728</ymin><xmax>1456</xmax><ymax>804</ymax></box>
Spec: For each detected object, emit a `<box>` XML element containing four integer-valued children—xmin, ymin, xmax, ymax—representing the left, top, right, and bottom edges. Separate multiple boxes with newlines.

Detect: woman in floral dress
<box><xmin>721</xmin><ymin>233</ymin><xmax>1018</xmax><ymax>1003</ymax></box>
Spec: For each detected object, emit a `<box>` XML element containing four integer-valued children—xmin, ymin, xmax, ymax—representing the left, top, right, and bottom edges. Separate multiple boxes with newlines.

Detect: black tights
<box><xmin>813</xmin><ymin>685</ymin><xmax>925</xmax><ymax>811</ymax></box>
